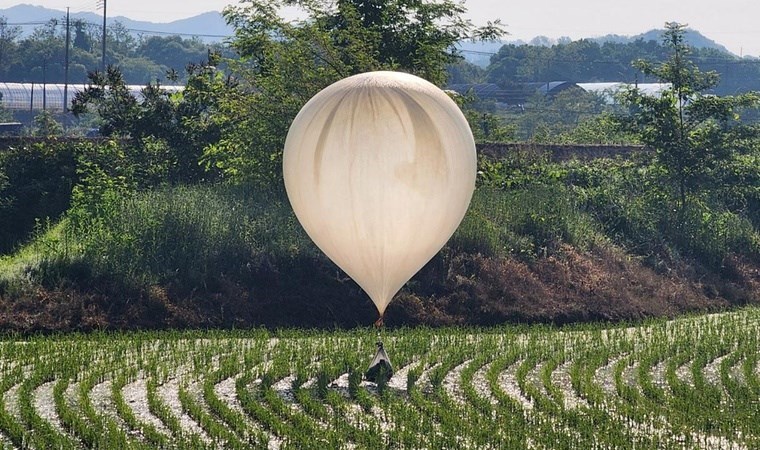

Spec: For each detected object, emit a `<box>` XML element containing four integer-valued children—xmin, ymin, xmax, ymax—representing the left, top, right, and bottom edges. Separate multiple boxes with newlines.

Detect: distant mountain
<box><xmin>593</xmin><ymin>28</ymin><xmax>731</xmax><ymax>54</ymax></box>
<box><xmin>0</xmin><ymin>4</ymin><xmax>233</xmax><ymax>42</ymax></box>
<box><xmin>0</xmin><ymin>5</ymin><xmax>734</xmax><ymax>60</ymax></box>
<box><xmin>455</xmin><ymin>40</ymin><xmax>513</xmax><ymax>67</ymax></box>
<box><xmin>457</xmin><ymin>28</ymin><xmax>733</xmax><ymax>68</ymax></box>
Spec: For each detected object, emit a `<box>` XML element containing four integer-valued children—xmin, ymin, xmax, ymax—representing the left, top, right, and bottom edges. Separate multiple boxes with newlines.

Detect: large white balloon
<box><xmin>283</xmin><ymin>71</ymin><xmax>476</xmax><ymax>317</ymax></box>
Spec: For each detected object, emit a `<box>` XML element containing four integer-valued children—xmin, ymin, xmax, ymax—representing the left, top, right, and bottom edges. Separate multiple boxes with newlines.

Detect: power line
<box><xmin>3</xmin><ymin>21</ymin><xmax>759</xmax><ymax>61</ymax></box>
<box><xmin>125</xmin><ymin>28</ymin><xmax>231</xmax><ymax>39</ymax></box>
<box><xmin>5</xmin><ymin>21</ymin><xmax>232</xmax><ymax>39</ymax></box>
<box><xmin>457</xmin><ymin>49</ymin><xmax>760</xmax><ymax>65</ymax></box>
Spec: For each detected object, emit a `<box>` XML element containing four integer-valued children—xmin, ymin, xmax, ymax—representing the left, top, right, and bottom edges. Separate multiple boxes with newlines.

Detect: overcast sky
<box><xmin>4</xmin><ymin>0</ymin><xmax>760</xmax><ymax>57</ymax></box>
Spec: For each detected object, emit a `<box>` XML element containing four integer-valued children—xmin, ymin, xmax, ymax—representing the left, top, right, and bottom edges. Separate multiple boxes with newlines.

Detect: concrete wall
<box><xmin>476</xmin><ymin>142</ymin><xmax>646</xmax><ymax>161</ymax></box>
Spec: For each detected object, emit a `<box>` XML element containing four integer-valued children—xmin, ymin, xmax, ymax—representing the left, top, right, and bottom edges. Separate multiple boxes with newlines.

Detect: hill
<box><xmin>458</xmin><ymin>28</ymin><xmax>733</xmax><ymax>67</ymax></box>
<box><xmin>593</xmin><ymin>28</ymin><xmax>732</xmax><ymax>54</ymax></box>
<box><xmin>1</xmin><ymin>6</ymin><xmax>734</xmax><ymax>63</ymax></box>
<box><xmin>0</xmin><ymin>4</ymin><xmax>233</xmax><ymax>42</ymax></box>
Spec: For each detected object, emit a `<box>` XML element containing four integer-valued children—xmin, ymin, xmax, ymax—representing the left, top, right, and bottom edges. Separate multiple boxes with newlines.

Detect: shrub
<box><xmin>0</xmin><ymin>140</ymin><xmax>78</xmax><ymax>254</ymax></box>
<box><xmin>68</xmin><ymin>184</ymin><xmax>312</xmax><ymax>288</ymax></box>
<box><xmin>451</xmin><ymin>186</ymin><xmax>600</xmax><ymax>259</ymax></box>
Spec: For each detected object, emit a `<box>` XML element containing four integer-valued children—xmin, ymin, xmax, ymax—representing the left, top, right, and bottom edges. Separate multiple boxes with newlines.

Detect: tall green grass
<box><xmin>4</xmin><ymin>151</ymin><xmax>759</xmax><ymax>298</ymax></box>
<box><xmin>451</xmin><ymin>184</ymin><xmax>601</xmax><ymax>259</ymax></box>
<box><xmin>60</xmin><ymin>183</ymin><xmax>603</xmax><ymax>288</ymax></box>
<box><xmin>67</xmin><ymin>184</ymin><xmax>317</xmax><ymax>287</ymax></box>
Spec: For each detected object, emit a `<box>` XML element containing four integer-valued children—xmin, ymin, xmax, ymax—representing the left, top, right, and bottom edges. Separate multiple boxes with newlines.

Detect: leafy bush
<box><xmin>451</xmin><ymin>186</ymin><xmax>600</xmax><ymax>259</ymax></box>
<box><xmin>674</xmin><ymin>202</ymin><xmax>760</xmax><ymax>268</ymax></box>
<box><xmin>476</xmin><ymin>148</ymin><xmax>760</xmax><ymax>271</ymax></box>
<box><xmin>0</xmin><ymin>140</ymin><xmax>78</xmax><ymax>254</ymax></box>
<box><xmin>67</xmin><ymin>184</ymin><xmax>314</xmax><ymax>288</ymax></box>
<box><xmin>563</xmin><ymin>156</ymin><xmax>760</xmax><ymax>269</ymax></box>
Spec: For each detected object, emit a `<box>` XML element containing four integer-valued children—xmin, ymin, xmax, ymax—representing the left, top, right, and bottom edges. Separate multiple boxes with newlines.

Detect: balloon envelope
<box><xmin>283</xmin><ymin>71</ymin><xmax>476</xmax><ymax>317</ymax></box>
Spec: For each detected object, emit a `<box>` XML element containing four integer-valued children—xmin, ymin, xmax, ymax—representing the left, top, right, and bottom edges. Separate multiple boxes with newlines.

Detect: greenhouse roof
<box><xmin>0</xmin><ymin>83</ymin><xmax>184</xmax><ymax>112</ymax></box>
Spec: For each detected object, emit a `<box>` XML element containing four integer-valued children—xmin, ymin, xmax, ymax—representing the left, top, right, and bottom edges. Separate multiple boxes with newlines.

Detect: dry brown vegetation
<box><xmin>2</xmin><ymin>242</ymin><xmax>757</xmax><ymax>333</ymax></box>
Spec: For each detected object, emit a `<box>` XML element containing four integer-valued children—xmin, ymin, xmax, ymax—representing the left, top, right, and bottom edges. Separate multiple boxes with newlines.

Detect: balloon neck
<box><xmin>373</xmin><ymin>316</ymin><xmax>384</xmax><ymax>329</ymax></box>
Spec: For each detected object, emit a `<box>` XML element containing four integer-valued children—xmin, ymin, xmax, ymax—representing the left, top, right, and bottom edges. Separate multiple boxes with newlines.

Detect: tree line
<box><xmin>454</xmin><ymin>36</ymin><xmax>760</xmax><ymax>96</ymax></box>
<box><xmin>0</xmin><ymin>16</ymin><xmax>224</xmax><ymax>84</ymax></box>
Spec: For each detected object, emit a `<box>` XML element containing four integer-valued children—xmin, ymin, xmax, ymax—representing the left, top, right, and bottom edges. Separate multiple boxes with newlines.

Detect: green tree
<box><xmin>72</xmin><ymin>19</ymin><xmax>91</xmax><ymax>51</ymax></box>
<box><xmin>71</xmin><ymin>59</ymin><xmax>227</xmax><ymax>184</ymax></box>
<box><xmin>17</xmin><ymin>19</ymin><xmax>64</xmax><ymax>82</ymax></box>
<box><xmin>204</xmin><ymin>0</ymin><xmax>504</xmax><ymax>185</ymax></box>
<box><xmin>136</xmin><ymin>36</ymin><xmax>209</xmax><ymax>76</ymax></box>
<box><xmin>0</xmin><ymin>17</ymin><xmax>21</xmax><ymax>78</ymax></box>
<box><xmin>32</xmin><ymin>110</ymin><xmax>64</xmax><ymax>136</ymax></box>
<box><xmin>71</xmin><ymin>66</ymin><xmax>138</xmax><ymax>136</ymax></box>
<box><xmin>620</xmin><ymin>22</ymin><xmax>760</xmax><ymax>212</ymax></box>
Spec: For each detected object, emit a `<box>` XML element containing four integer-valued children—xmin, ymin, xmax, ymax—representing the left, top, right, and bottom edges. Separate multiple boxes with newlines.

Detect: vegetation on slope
<box><xmin>0</xmin><ymin>10</ymin><xmax>759</xmax><ymax>332</ymax></box>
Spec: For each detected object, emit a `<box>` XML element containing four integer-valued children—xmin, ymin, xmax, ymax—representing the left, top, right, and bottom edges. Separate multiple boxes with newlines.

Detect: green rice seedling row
<box><xmin>0</xmin><ymin>309</ymin><xmax>758</xmax><ymax>449</ymax></box>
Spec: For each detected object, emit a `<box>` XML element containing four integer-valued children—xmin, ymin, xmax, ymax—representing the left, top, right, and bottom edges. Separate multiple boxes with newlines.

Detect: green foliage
<box><xmin>563</xmin><ymin>156</ymin><xmax>760</xmax><ymax>268</ymax></box>
<box><xmin>1</xmin><ymin>310</ymin><xmax>760</xmax><ymax>448</ymax></box>
<box><xmin>71</xmin><ymin>67</ymin><xmax>138</xmax><ymax>136</ymax></box>
<box><xmin>619</xmin><ymin>22</ymin><xmax>760</xmax><ymax>211</ymax></box>
<box><xmin>71</xmin><ymin>61</ymin><xmax>227</xmax><ymax>184</ymax></box>
<box><xmin>64</xmin><ymin>183</ymin><xmax>313</xmax><ymax>288</ymax></box>
<box><xmin>675</xmin><ymin>201</ymin><xmax>760</xmax><ymax>268</ymax></box>
<box><xmin>203</xmin><ymin>0</ymin><xmax>504</xmax><ymax>185</ymax></box>
<box><xmin>452</xmin><ymin>185</ymin><xmax>599</xmax><ymax>259</ymax></box>
<box><xmin>554</xmin><ymin>113</ymin><xmax>640</xmax><ymax>145</ymax></box>
<box><xmin>0</xmin><ymin>140</ymin><xmax>78</xmax><ymax>254</ymax></box>
<box><xmin>0</xmin><ymin>17</ymin><xmax>225</xmax><ymax>84</ymax></box>
<box><xmin>485</xmin><ymin>33</ymin><xmax>760</xmax><ymax>96</ymax></box>
<box><xmin>67</xmin><ymin>140</ymin><xmax>135</xmax><ymax>242</ymax></box>
<box><xmin>134</xmin><ymin>36</ymin><xmax>210</xmax><ymax>76</ymax></box>
<box><xmin>472</xmin><ymin>141</ymin><xmax>760</xmax><ymax>269</ymax></box>
<box><xmin>465</xmin><ymin>110</ymin><xmax>518</xmax><ymax>142</ymax></box>
<box><xmin>473</xmin><ymin>89</ymin><xmax>634</xmax><ymax>144</ymax></box>
<box><xmin>32</xmin><ymin>111</ymin><xmax>64</xmax><ymax>136</ymax></box>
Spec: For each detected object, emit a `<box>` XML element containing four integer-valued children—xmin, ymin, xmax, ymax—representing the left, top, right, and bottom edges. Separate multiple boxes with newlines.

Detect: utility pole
<box><xmin>98</xmin><ymin>0</ymin><xmax>107</xmax><ymax>72</ymax></box>
<box><xmin>42</xmin><ymin>60</ymin><xmax>47</xmax><ymax>111</ymax></box>
<box><xmin>63</xmin><ymin>7</ymin><xmax>70</xmax><ymax>113</ymax></box>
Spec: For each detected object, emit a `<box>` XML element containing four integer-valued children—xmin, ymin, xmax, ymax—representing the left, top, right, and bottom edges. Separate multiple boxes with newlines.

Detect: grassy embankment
<box><xmin>1</xmin><ymin>143</ymin><xmax>758</xmax><ymax>331</ymax></box>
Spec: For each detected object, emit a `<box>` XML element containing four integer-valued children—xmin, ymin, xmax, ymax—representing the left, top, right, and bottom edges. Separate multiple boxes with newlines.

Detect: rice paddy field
<box><xmin>0</xmin><ymin>308</ymin><xmax>758</xmax><ymax>449</ymax></box>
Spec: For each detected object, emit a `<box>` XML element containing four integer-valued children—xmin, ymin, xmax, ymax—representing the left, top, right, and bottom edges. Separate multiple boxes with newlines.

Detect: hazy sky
<box><xmin>5</xmin><ymin>0</ymin><xmax>760</xmax><ymax>57</ymax></box>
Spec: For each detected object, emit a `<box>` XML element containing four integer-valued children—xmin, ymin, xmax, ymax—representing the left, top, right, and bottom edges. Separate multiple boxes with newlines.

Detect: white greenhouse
<box><xmin>0</xmin><ymin>83</ymin><xmax>184</xmax><ymax>113</ymax></box>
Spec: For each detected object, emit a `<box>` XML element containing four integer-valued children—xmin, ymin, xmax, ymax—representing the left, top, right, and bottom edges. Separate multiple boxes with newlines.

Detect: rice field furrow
<box><xmin>471</xmin><ymin>361</ymin><xmax>498</xmax><ymax>406</ymax></box>
<box><xmin>588</xmin><ymin>356</ymin><xmax>620</xmax><ymax>397</ymax></box>
<box><xmin>156</xmin><ymin>376</ymin><xmax>211</xmax><ymax>443</ymax></box>
<box><xmin>272</xmin><ymin>375</ymin><xmax>298</xmax><ymax>404</ymax></box>
<box><xmin>728</xmin><ymin>358</ymin><xmax>747</xmax><ymax>385</ymax></box>
<box><xmin>550</xmin><ymin>360</ymin><xmax>588</xmax><ymax>410</ymax></box>
<box><xmin>496</xmin><ymin>359</ymin><xmax>534</xmax><ymax>410</ymax></box>
<box><xmin>89</xmin><ymin>380</ymin><xmax>130</xmax><ymax>432</ymax></box>
<box><xmin>33</xmin><ymin>380</ymin><xmax>74</xmax><ymax>438</ymax></box>
<box><xmin>121</xmin><ymin>377</ymin><xmax>172</xmax><ymax>439</ymax></box>
<box><xmin>441</xmin><ymin>359</ymin><xmax>471</xmax><ymax>405</ymax></box>
<box><xmin>521</xmin><ymin>358</ymin><xmax>548</xmax><ymax>405</ymax></box>
<box><xmin>649</xmin><ymin>360</ymin><xmax>669</xmax><ymax>392</ymax></box>
<box><xmin>675</xmin><ymin>361</ymin><xmax>694</xmax><ymax>386</ymax></box>
<box><xmin>0</xmin><ymin>309</ymin><xmax>758</xmax><ymax>448</ymax></box>
<box><xmin>386</xmin><ymin>360</ymin><xmax>419</xmax><ymax>392</ymax></box>
<box><xmin>1</xmin><ymin>384</ymin><xmax>21</xmax><ymax>425</ymax></box>
<box><xmin>703</xmin><ymin>353</ymin><xmax>731</xmax><ymax>386</ymax></box>
<box><xmin>415</xmin><ymin>362</ymin><xmax>440</xmax><ymax>394</ymax></box>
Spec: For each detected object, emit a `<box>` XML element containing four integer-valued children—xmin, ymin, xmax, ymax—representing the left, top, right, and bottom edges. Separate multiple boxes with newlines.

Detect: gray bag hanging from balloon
<box><xmin>365</xmin><ymin>341</ymin><xmax>394</xmax><ymax>383</ymax></box>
